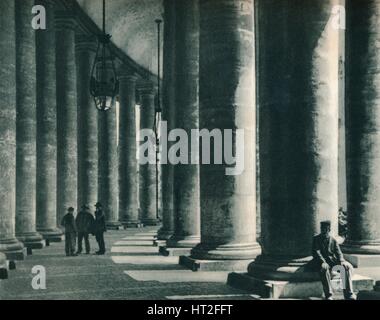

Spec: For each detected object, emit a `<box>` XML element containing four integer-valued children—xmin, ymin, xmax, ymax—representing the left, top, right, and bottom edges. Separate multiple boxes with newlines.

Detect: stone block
<box><xmin>154</xmin><ymin>239</ymin><xmax>167</xmax><ymax>247</ymax></box>
<box><xmin>5</xmin><ymin>248</ymin><xmax>26</xmax><ymax>261</ymax></box>
<box><xmin>227</xmin><ymin>272</ymin><xmax>374</xmax><ymax>299</ymax></box>
<box><xmin>357</xmin><ymin>291</ymin><xmax>380</xmax><ymax>300</ymax></box>
<box><xmin>159</xmin><ymin>247</ymin><xmax>192</xmax><ymax>257</ymax></box>
<box><xmin>179</xmin><ymin>256</ymin><xmax>252</xmax><ymax>272</ymax></box>
<box><xmin>344</xmin><ymin>254</ymin><xmax>380</xmax><ymax>268</ymax></box>
<box><xmin>123</xmin><ymin>223</ymin><xmax>144</xmax><ymax>229</ymax></box>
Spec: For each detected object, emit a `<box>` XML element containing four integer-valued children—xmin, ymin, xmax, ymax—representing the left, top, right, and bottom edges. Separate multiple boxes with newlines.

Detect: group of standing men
<box><xmin>61</xmin><ymin>202</ymin><xmax>107</xmax><ymax>256</ymax></box>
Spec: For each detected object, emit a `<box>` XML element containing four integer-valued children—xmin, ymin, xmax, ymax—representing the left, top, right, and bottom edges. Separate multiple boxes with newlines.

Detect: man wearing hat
<box><xmin>61</xmin><ymin>207</ymin><xmax>77</xmax><ymax>257</ymax></box>
<box><xmin>94</xmin><ymin>202</ymin><xmax>107</xmax><ymax>255</ymax></box>
<box><xmin>312</xmin><ymin>220</ymin><xmax>356</xmax><ymax>300</ymax></box>
<box><xmin>75</xmin><ymin>204</ymin><xmax>95</xmax><ymax>255</ymax></box>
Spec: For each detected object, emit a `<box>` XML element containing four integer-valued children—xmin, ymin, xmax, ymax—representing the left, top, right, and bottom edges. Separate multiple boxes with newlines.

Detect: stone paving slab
<box><xmin>124</xmin><ymin>270</ymin><xmax>230</xmax><ymax>283</ymax></box>
<box><xmin>122</xmin><ymin>236</ymin><xmax>157</xmax><ymax>241</ymax></box>
<box><xmin>112</xmin><ymin>255</ymin><xmax>179</xmax><ymax>265</ymax></box>
<box><xmin>114</xmin><ymin>240</ymin><xmax>155</xmax><ymax>246</ymax></box>
<box><xmin>111</xmin><ymin>246</ymin><xmax>159</xmax><ymax>254</ymax></box>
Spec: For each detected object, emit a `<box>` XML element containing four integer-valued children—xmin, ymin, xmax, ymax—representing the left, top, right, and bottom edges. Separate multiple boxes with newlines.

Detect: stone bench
<box><xmin>228</xmin><ymin>272</ymin><xmax>375</xmax><ymax>299</ymax></box>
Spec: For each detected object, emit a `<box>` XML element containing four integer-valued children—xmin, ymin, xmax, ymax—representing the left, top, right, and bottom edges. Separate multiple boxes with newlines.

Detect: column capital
<box><xmin>137</xmin><ymin>81</ymin><xmax>157</xmax><ymax>97</ymax></box>
<box><xmin>75</xmin><ymin>34</ymin><xmax>98</xmax><ymax>53</ymax></box>
<box><xmin>118</xmin><ymin>65</ymin><xmax>139</xmax><ymax>82</ymax></box>
<box><xmin>55</xmin><ymin>10</ymin><xmax>77</xmax><ymax>31</ymax></box>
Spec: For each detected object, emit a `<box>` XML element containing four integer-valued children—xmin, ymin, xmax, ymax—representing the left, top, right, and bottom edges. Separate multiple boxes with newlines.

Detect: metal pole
<box><xmin>154</xmin><ymin>19</ymin><xmax>162</xmax><ymax>221</ymax></box>
<box><xmin>103</xmin><ymin>0</ymin><xmax>106</xmax><ymax>35</ymax></box>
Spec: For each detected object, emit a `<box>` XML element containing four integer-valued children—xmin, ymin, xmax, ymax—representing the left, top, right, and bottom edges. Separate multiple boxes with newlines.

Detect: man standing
<box><xmin>61</xmin><ymin>207</ymin><xmax>77</xmax><ymax>257</ymax></box>
<box><xmin>94</xmin><ymin>202</ymin><xmax>107</xmax><ymax>255</ymax></box>
<box><xmin>76</xmin><ymin>204</ymin><xmax>95</xmax><ymax>255</ymax></box>
<box><xmin>312</xmin><ymin>220</ymin><xmax>356</xmax><ymax>300</ymax></box>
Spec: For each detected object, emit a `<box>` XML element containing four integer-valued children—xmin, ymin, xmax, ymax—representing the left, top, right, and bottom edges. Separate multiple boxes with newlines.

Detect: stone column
<box><xmin>76</xmin><ymin>34</ymin><xmax>98</xmax><ymax>210</ymax></box>
<box><xmin>56</xmin><ymin>12</ymin><xmax>78</xmax><ymax>223</ymax></box>
<box><xmin>180</xmin><ymin>0</ymin><xmax>261</xmax><ymax>271</ymax></box>
<box><xmin>138</xmin><ymin>83</ymin><xmax>159</xmax><ymax>226</ymax></box>
<box><xmin>98</xmin><ymin>104</ymin><xmax>120</xmax><ymax>229</ymax></box>
<box><xmin>242</xmin><ymin>0</ymin><xmax>340</xmax><ymax>281</ymax></box>
<box><xmin>157</xmin><ymin>0</ymin><xmax>176</xmax><ymax>242</ymax></box>
<box><xmin>36</xmin><ymin>0</ymin><xmax>62</xmax><ymax>244</ymax></box>
<box><xmin>162</xmin><ymin>0</ymin><xmax>200</xmax><ymax>256</ymax></box>
<box><xmin>0</xmin><ymin>0</ymin><xmax>25</xmax><ymax>261</ymax></box>
<box><xmin>119</xmin><ymin>71</ymin><xmax>140</xmax><ymax>228</ymax></box>
<box><xmin>15</xmin><ymin>0</ymin><xmax>45</xmax><ymax>252</ymax></box>
<box><xmin>343</xmin><ymin>0</ymin><xmax>380</xmax><ymax>257</ymax></box>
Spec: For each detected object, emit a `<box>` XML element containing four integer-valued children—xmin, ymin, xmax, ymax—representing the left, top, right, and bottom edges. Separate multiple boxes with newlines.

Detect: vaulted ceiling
<box><xmin>77</xmin><ymin>0</ymin><xmax>163</xmax><ymax>74</ymax></box>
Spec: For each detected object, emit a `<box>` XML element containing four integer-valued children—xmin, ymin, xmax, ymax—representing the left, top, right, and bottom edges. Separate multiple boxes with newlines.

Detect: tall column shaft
<box><xmin>190</xmin><ymin>0</ymin><xmax>260</xmax><ymax>261</ymax></box>
<box><xmin>344</xmin><ymin>0</ymin><xmax>380</xmax><ymax>254</ymax></box>
<box><xmin>76</xmin><ymin>35</ymin><xmax>98</xmax><ymax>209</ymax></box>
<box><xmin>98</xmin><ymin>106</ymin><xmax>119</xmax><ymax>228</ymax></box>
<box><xmin>0</xmin><ymin>0</ymin><xmax>25</xmax><ymax>260</ymax></box>
<box><xmin>249</xmin><ymin>0</ymin><xmax>340</xmax><ymax>280</ymax></box>
<box><xmin>139</xmin><ymin>84</ymin><xmax>159</xmax><ymax>226</ymax></box>
<box><xmin>119</xmin><ymin>73</ymin><xmax>140</xmax><ymax>227</ymax></box>
<box><xmin>56</xmin><ymin>13</ymin><xmax>78</xmax><ymax>222</ymax></box>
<box><xmin>36</xmin><ymin>0</ymin><xmax>62</xmax><ymax>242</ymax></box>
<box><xmin>15</xmin><ymin>0</ymin><xmax>44</xmax><ymax>250</ymax></box>
<box><xmin>158</xmin><ymin>0</ymin><xmax>176</xmax><ymax>240</ymax></box>
<box><xmin>167</xmin><ymin>0</ymin><xmax>200</xmax><ymax>248</ymax></box>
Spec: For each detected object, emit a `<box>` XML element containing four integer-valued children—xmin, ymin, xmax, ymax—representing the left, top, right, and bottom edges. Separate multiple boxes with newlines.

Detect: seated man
<box><xmin>312</xmin><ymin>220</ymin><xmax>356</xmax><ymax>300</ymax></box>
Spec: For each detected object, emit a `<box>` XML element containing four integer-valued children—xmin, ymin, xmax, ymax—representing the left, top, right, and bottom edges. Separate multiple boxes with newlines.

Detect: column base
<box><xmin>17</xmin><ymin>232</ymin><xmax>46</xmax><ymax>251</ymax></box>
<box><xmin>122</xmin><ymin>220</ymin><xmax>144</xmax><ymax>229</ymax></box>
<box><xmin>0</xmin><ymin>238</ymin><xmax>26</xmax><ymax>261</ymax></box>
<box><xmin>140</xmin><ymin>218</ymin><xmax>160</xmax><ymax>226</ymax></box>
<box><xmin>160</xmin><ymin>246</ymin><xmax>193</xmax><ymax>257</ymax></box>
<box><xmin>191</xmin><ymin>242</ymin><xmax>261</xmax><ymax>261</ymax></box>
<box><xmin>227</xmin><ymin>272</ymin><xmax>374</xmax><ymax>299</ymax></box>
<box><xmin>0</xmin><ymin>252</ymin><xmax>7</xmax><ymax>280</ymax></box>
<box><xmin>38</xmin><ymin>228</ymin><xmax>63</xmax><ymax>244</ymax></box>
<box><xmin>247</xmin><ymin>255</ymin><xmax>318</xmax><ymax>282</ymax></box>
<box><xmin>157</xmin><ymin>228</ymin><xmax>174</xmax><ymax>241</ymax></box>
<box><xmin>342</xmin><ymin>240</ymin><xmax>380</xmax><ymax>254</ymax></box>
<box><xmin>154</xmin><ymin>239</ymin><xmax>167</xmax><ymax>247</ymax></box>
<box><xmin>106</xmin><ymin>222</ymin><xmax>122</xmax><ymax>230</ymax></box>
<box><xmin>166</xmin><ymin>235</ymin><xmax>200</xmax><ymax>249</ymax></box>
<box><xmin>179</xmin><ymin>255</ymin><xmax>254</xmax><ymax>272</ymax></box>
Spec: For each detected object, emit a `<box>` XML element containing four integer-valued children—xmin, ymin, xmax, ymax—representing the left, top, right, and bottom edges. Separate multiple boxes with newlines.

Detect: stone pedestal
<box><xmin>56</xmin><ymin>13</ymin><xmax>78</xmax><ymax>223</ymax></box>
<box><xmin>0</xmin><ymin>253</ymin><xmax>7</xmax><ymax>279</ymax></box>
<box><xmin>180</xmin><ymin>0</ymin><xmax>261</xmax><ymax>271</ymax></box>
<box><xmin>0</xmin><ymin>0</ymin><xmax>25</xmax><ymax>261</ymax></box>
<box><xmin>228</xmin><ymin>272</ymin><xmax>374</xmax><ymax>299</ymax></box>
<box><xmin>119</xmin><ymin>72</ymin><xmax>140</xmax><ymax>228</ymax></box>
<box><xmin>15</xmin><ymin>0</ymin><xmax>45</xmax><ymax>251</ymax></box>
<box><xmin>36</xmin><ymin>0</ymin><xmax>63</xmax><ymax>243</ymax></box>
<box><xmin>98</xmin><ymin>106</ymin><xmax>120</xmax><ymax>229</ymax></box>
<box><xmin>344</xmin><ymin>254</ymin><xmax>380</xmax><ymax>268</ymax></box>
<box><xmin>342</xmin><ymin>0</ymin><xmax>380</xmax><ymax>256</ymax></box>
<box><xmin>164</xmin><ymin>0</ymin><xmax>200</xmax><ymax>252</ymax></box>
<box><xmin>160</xmin><ymin>246</ymin><xmax>192</xmax><ymax>257</ymax></box>
<box><xmin>244</xmin><ymin>0</ymin><xmax>340</xmax><ymax>282</ymax></box>
<box><xmin>138</xmin><ymin>83</ymin><xmax>160</xmax><ymax>226</ymax></box>
<box><xmin>157</xmin><ymin>0</ymin><xmax>176</xmax><ymax>241</ymax></box>
<box><xmin>76</xmin><ymin>34</ymin><xmax>98</xmax><ymax>210</ymax></box>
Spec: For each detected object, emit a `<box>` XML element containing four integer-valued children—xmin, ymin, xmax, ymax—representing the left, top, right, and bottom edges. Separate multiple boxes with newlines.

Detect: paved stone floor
<box><xmin>0</xmin><ymin>227</ymin><xmax>256</xmax><ymax>300</ymax></box>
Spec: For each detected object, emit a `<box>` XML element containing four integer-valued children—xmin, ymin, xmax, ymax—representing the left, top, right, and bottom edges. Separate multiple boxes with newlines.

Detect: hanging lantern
<box><xmin>90</xmin><ymin>0</ymin><xmax>119</xmax><ymax>111</ymax></box>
